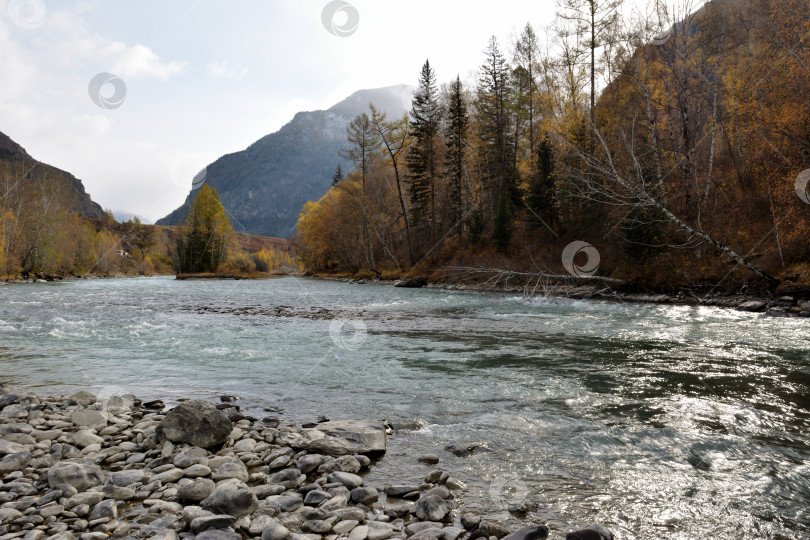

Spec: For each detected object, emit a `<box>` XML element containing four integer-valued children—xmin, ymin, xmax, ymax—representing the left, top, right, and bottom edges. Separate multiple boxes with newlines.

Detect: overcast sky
<box><xmin>1</xmin><ymin>1</ymin><xmax>595</xmax><ymax>221</ymax></box>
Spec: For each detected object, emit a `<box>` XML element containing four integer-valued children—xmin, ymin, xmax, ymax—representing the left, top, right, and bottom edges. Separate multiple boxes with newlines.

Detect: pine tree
<box><xmin>331</xmin><ymin>163</ymin><xmax>344</xmax><ymax>186</ymax></box>
<box><xmin>406</xmin><ymin>60</ymin><xmax>443</xmax><ymax>233</ymax></box>
<box><xmin>445</xmin><ymin>76</ymin><xmax>469</xmax><ymax>251</ymax></box>
<box><xmin>492</xmin><ymin>193</ymin><xmax>513</xmax><ymax>253</ymax></box>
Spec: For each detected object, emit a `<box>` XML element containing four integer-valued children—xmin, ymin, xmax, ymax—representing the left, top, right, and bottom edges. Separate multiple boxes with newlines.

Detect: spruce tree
<box><xmin>445</xmin><ymin>75</ymin><xmax>469</xmax><ymax>250</ymax></box>
<box><xmin>406</xmin><ymin>60</ymin><xmax>443</xmax><ymax>233</ymax></box>
<box><xmin>331</xmin><ymin>163</ymin><xmax>344</xmax><ymax>186</ymax></box>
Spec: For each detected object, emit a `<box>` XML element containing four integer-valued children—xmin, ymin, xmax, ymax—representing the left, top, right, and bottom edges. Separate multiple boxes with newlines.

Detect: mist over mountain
<box><xmin>157</xmin><ymin>84</ymin><xmax>414</xmax><ymax>238</ymax></box>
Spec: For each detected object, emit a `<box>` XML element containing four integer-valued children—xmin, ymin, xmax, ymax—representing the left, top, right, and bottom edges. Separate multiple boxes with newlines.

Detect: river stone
<box><xmin>184</xmin><ymin>464</ymin><xmax>212</xmax><ymax>478</ymax></box>
<box><xmin>426</xmin><ymin>486</ymin><xmax>451</xmax><ymax>500</ymax></box>
<box><xmin>100</xmin><ymin>485</ymin><xmax>136</xmax><ymax>501</ymax></box>
<box><xmin>47</xmin><ymin>532</ymin><xmax>75</xmax><ymax>540</ymax></box>
<box><xmin>0</xmin><ymin>451</ymin><xmax>31</xmax><ymax>473</ymax></box>
<box><xmin>156</xmin><ymin>401</ymin><xmax>232</xmax><ymax>448</ymax></box>
<box><xmin>461</xmin><ymin>513</ymin><xmax>481</xmax><ymax>530</ymax></box>
<box><xmin>385</xmin><ymin>485</ymin><xmax>420</xmax><ymax>498</ymax></box>
<box><xmin>252</xmin><ymin>484</ymin><xmax>286</xmax><ymax>499</ymax></box>
<box><xmin>0</xmin><ymin>439</ymin><xmax>27</xmax><ymax>455</ymax></box>
<box><xmin>444</xmin><ymin>442</ymin><xmax>490</xmax><ymax>457</ymax></box>
<box><xmin>89</xmin><ymin>500</ymin><xmax>117</xmax><ymax>521</ymax></box>
<box><xmin>247</xmin><ymin>515</ymin><xmax>277</xmax><ymax>536</ymax></box>
<box><xmin>296</xmin><ymin>454</ymin><xmax>326</xmax><ymax>474</ymax></box>
<box><xmin>48</xmin><ymin>461</ymin><xmax>106</xmax><ymax>492</ymax></box>
<box><xmin>414</xmin><ymin>495</ymin><xmax>453</xmax><ymax>522</ymax></box>
<box><xmin>303</xmin><ymin>490</ymin><xmax>332</xmax><ymax>506</ymax></box>
<box><xmin>72</xmin><ymin>430</ymin><xmax>104</xmax><ymax>449</ymax></box>
<box><xmin>302</xmin><ymin>520</ymin><xmax>332</xmax><ymax>534</ymax></box>
<box><xmin>261</xmin><ymin>519</ymin><xmax>290</xmax><ymax>540</ymax></box>
<box><xmin>289</xmin><ymin>419</ymin><xmax>387</xmax><ymax>456</ymax></box>
<box><xmin>264</xmin><ymin>496</ymin><xmax>303</xmax><ymax>513</ymax></box>
<box><xmin>349</xmin><ymin>525</ymin><xmax>369</xmax><ymax>540</ymax></box>
<box><xmin>0</xmin><ymin>508</ymin><xmax>23</xmax><ymax>523</ymax></box>
<box><xmin>190</xmin><ymin>515</ymin><xmax>237</xmax><ymax>533</ymax></box>
<box><xmin>148</xmin><ymin>530</ymin><xmax>178</xmax><ymax>540</ymax></box>
<box><xmin>179</xmin><ymin>478</ymin><xmax>216</xmax><ymax>502</ymax></box>
<box><xmin>326</xmin><ymin>471</ymin><xmax>362</xmax><ymax>489</ymax></box>
<box><xmin>69</xmin><ymin>391</ymin><xmax>97</xmax><ymax>407</ymax></box>
<box><xmin>142</xmin><ymin>515</ymin><xmax>186</xmax><ymax>536</ymax></box>
<box><xmin>212</xmin><ymin>460</ymin><xmax>248</xmax><ymax>482</ymax></box>
<box><xmin>71</xmin><ymin>409</ymin><xmax>107</xmax><ymax>428</ymax></box>
<box><xmin>332</xmin><ymin>520</ymin><xmax>360</xmax><ymax>535</ymax></box>
<box><xmin>109</xmin><ymin>469</ymin><xmax>147</xmax><ymax>487</ymax></box>
<box><xmin>417</xmin><ymin>453</ymin><xmax>440</xmax><ymax>464</ymax></box>
<box><xmin>478</xmin><ymin>522</ymin><xmax>511</xmax><ymax>539</ymax></box>
<box><xmin>503</xmin><ymin>526</ymin><xmax>549</xmax><ymax>540</ymax></box>
<box><xmin>201</xmin><ymin>479</ymin><xmax>258</xmax><ymax>518</ymax></box>
<box><xmin>367</xmin><ymin>521</ymin><xmax>394</xmax><ymax>540</ymax></box>
<box><xmin>332</xmin><ymin>507</ymin><xmax>365</xmax><ymax>522</ymax></box>
<box><xmin>154</xmin><ymin>468</ymin><xmax>185</xmax><ymax>484</ymax></box>
<box><xmin>350</xmin><ymin>487</ymin><xmax>378</xmax><ymax>505</ymax></box>
<box><xmin>267</xmin><ymin>468</ymin><xmax>302</xmax><ymax>489</ymax></box>
<box><xmin>195</xmin><ymin>530</ymin><xmax>241</xmax><ymax>540</ymax></box>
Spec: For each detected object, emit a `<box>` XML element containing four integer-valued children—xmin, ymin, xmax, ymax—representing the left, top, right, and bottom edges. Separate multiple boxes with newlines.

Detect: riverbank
<box><xmin>0</xmin><ymin>387</ymin><xmax>616</xmax><ymax>540</ymax></box>
<box><xmin>309</xmin><ymin>273</ymin><xmax>810</xmax><ymax>318</ymax></box>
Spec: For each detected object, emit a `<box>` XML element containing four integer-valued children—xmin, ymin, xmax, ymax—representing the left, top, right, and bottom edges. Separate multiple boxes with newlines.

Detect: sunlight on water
<box><xmin>0</xmin><ymin>276</ymin><xmax>808</xmax><ymax>539</ymax></box>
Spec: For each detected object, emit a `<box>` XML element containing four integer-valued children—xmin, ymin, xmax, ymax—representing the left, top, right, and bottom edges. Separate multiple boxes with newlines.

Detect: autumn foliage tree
<box><xmin>176</xmin><ymin>185</ymin><xmax>234</xmax><ymax>273</ymax></box>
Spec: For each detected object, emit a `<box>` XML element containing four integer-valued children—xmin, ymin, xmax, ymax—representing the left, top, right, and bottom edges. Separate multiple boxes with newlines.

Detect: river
<box><xmin>0</xmin><ymin>276</ymin><xmax>808</xmax><ymax>538</ymax></box>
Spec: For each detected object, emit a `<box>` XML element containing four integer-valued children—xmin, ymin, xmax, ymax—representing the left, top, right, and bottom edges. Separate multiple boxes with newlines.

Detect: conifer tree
<box><xmin>445</xmin><ymin>75</ymin><xmax>469</xmax><ymax>250</ymax></box>
<box><xmin>406</xmin><ymin>60</ymin><xmax>443</xmax><ymax>233</ymax></box>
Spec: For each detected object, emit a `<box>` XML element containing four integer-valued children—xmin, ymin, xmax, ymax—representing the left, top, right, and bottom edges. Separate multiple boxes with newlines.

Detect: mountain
<box><xmin>112</xmin><ymin>210</ymin><xmax>152</xmax><ymax>224</ymax></box>
<box><xmin>0</xmin><ymin>130</ymin><xmax>105</xmax><ymax>219</ymax></box>
<box><xmin>157</xmin><ymin>84</ymin><xmax>414</xmax><ymax>238</ymax></box>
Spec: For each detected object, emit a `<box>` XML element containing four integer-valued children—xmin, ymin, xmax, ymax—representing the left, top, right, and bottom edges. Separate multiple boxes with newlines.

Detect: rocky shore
<box><xmin>0</xmin><ymin>387</ymin><xmax>613</xmax><ymax>540</ymax></box>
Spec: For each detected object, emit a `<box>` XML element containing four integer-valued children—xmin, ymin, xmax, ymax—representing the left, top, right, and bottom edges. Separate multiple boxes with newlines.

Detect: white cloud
<box><xmin>206</xmin><ymin>61</ymin><xmax>248</xmax><ymax>79</ymax></box>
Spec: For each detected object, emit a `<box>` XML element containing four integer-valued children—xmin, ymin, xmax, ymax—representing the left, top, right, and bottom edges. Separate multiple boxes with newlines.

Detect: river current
<box><xmin>0</xmin><ymin>276</ymin><xmax>808</xmax><ymax>539</ymax></box>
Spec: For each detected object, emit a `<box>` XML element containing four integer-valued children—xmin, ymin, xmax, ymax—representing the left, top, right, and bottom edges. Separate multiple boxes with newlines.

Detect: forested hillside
<box><xmin>297</xmin><ymin>0</ymin><xmax>810</xmax><ymax>292</ymax></box>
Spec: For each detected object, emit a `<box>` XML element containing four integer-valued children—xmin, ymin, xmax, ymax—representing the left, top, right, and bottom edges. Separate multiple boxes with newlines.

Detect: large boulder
<box><xmin>156</xmin><ymin>400</ymin><xmax>232</xmax><ymax>448</ymax></box>
<box><xmin>288</xmin><ymin>419</ymin><xmax>386</xmax><ymax>456</ymax></box>
<box><xmin>47</xmin><ymin>461</ymin><xmax>107</xmax><ymax>492</ymax></box>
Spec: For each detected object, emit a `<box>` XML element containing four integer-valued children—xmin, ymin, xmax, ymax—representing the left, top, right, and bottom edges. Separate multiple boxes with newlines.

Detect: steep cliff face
<box><xmin>0</xmin><ymin>130</ymin><xmax>106</xmax><ymax>219</ymax></box>
<box><xmin>157</xmin><ymin>84</ymin><xmax>413</xmax><ymax>238</ymax></box>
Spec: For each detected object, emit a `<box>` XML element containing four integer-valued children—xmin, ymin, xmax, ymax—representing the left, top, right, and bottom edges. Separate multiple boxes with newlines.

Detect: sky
<box><xmin>0</xmin><ymin>0</ymin><xmax>579</xmax><ymax>222</ymax></box>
